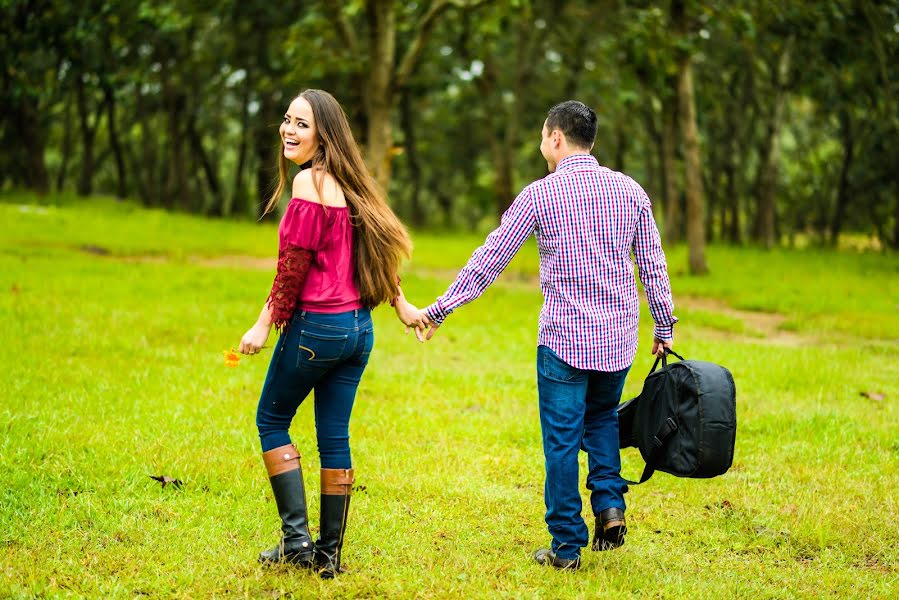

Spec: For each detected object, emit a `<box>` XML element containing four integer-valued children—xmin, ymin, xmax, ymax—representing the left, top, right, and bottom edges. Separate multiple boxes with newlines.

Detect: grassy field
<box><xmin>1</xmin><ymin>196</ymin><xmax>897</xmax><ymax>599</ymax></box>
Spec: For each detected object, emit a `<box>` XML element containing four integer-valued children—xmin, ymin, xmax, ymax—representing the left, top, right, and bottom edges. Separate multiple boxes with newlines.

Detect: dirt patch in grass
<box><xmin>405</xmin><ymin>267</ymin><xmax>808</xmax><ymax>347</ymax></box>
<box><xmin>78</xmin><ymin>252</ymin><xmax>829</xmax><ymax>347</ymax></box>
<box><xmin>678</xmin><ymin>295</ymin><xmax>805</xmax><ymax>347</ymax></box>
<box><xmin>78</xmin><ymin>246</ymin><xmax>273</xmax><ymax>270</ymax></box>
<box><xmin>193</xmin><ymin>255</ymin><xmax>273</xmax><ymax>270</ymax></box>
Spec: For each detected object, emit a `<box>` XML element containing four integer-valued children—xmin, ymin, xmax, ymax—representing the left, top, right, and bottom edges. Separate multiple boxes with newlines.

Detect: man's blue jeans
<box><xmin>255</xmin><ymin>308</ymin><xmax>373</xmax><ymax>469</ymax></box>
<box><xmin>536</xmin><ymin>345</ymin><xmax>631</xmax><ymax>560</ymax></box>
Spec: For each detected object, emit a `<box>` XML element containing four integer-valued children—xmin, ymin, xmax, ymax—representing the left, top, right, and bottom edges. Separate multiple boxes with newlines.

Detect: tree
<box><xmin>0</xmin><ymin>1</ymin><xmax>66</xmax><ymax>194</ymax></box>
<box><xmin>672</xmin><ymin>0</ymin><xmax>708</xmax><ymax>274</ymax></box>
<box><xmin>324</xmin><ymin>0</ymin><xmax>492</xmax><ymax>191</ymax></box>
<box><xmin>2</xmin><ymin>0</ymin><xmax>896</xmax><ymax>246</ymax></box>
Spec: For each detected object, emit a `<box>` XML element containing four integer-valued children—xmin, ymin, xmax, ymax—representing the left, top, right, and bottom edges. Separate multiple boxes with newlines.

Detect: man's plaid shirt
<box><xmin>425</xmin><ymin>153</ymin><xmax>677</xmax><ymax>372</ymax></box>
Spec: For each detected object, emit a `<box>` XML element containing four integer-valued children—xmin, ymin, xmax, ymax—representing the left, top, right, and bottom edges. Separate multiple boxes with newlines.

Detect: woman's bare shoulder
<box><xmin>292</xmin><ymin>168</ymin><xmax>346</xmax><ymax>207</ymax></box>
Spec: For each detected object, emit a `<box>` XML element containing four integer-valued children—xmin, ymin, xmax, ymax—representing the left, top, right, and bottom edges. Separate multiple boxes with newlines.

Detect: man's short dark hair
<box><xmin>545</xmin><ymin>101</ymin><xmax>597</xmax><ymax>149</ymax></box>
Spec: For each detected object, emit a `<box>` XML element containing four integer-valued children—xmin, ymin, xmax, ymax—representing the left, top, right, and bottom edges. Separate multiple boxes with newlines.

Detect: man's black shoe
<box><xmin>533</xmin><ymin>548</ymin><xmax>581</xmax><ymax>570</ymax></box>
<box><xmin>592</xmin><ymin>507</ymin><xmax>626</xmax><ymax>551</ymax></box>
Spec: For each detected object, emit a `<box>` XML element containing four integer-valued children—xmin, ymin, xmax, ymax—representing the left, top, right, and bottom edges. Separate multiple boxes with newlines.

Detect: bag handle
<box><xmin>648</xmin><ymin>348</ymin><xmax>685</xmax><ymax>376</ymax></box>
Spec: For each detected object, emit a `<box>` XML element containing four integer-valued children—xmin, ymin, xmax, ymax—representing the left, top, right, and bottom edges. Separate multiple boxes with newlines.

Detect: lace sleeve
<box><xmin>267</xmin><ymin>245</ymin><xmax>314</xmax><ymax>332</ymax></box>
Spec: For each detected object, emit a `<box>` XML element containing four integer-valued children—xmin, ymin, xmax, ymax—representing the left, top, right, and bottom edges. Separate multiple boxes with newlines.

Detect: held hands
<box><xmin>423</xmin><ymin>320</ymin><xmax>440</xmax><ymax>341</ymax></box>
<box><xmin>393</xmin><ymin>297</ymin><xmax>430</xmax><ymax>342</ymax></box>
<box><xmin>393</xmin><ymin>297</ymin><xmax>444</xmax><ymax>342</ymax></box>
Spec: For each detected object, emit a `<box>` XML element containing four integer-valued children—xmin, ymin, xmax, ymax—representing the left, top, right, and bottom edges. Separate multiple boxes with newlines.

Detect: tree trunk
<box><xmin>130</xmin><ymin>85</ymin><xmax>154</xmax><ymax>206</ymax></box>
<box><xmin>498</xmin><ymin>14</ymin><xmax>536</xmax><ymax>216</ymax></box>
<box><xmin>718</xmin><ymin>186</ymin><xmax>727</xmax><ymax>242</ymax></box>
<box><xmin>187</xmin><ymin>113</ymin><xmax>222</xmax><ymax>214</ymax></box>
<box><xmin>724</xmin><ymin>151</ymin><xmax>741</xmax><ymax>243</ymax></box>
<box><xmin>859</xmin><ymin>0</ymin><xmax>899</xmax><ymax>249</ymax></box>
<box><xmin>458</xmin><ymin>17</ymin><xmax>514</xmax><ymax>218</ymax></box>
<box><xmin>671</xmin><ymin>0</ymin><xmax>707</xmax><ymax>273</ymax></box>
<box><xmin>495</xmin><ymin>14</ymin><xmax>536</xmax><ymax>218</ymax></box>
<box><xmin>435</xmin><ymin>188</ymin><xmax>454</xmax><ymax>227</ymax></box>
<box><xmin>893</xmin><ymin>174</ymin><xmax>899</xmax><ymax>250</ymax></box>
<box><xmin>830</xmin><ymin>111</ymin><xmax>854</xmax><ymax>245</ymax></box>
<box><xmin>561</xmin><ymin>23</ymin><xmax>590</xmax><ymax>100</ymax></box>
<box><xmin>358</xmin><ymin>0</ymin><xmax>477</xmax><ymax>194</ymax></box>
<box><xmin>18</xmin><ymin>99</ymin><xmax>50</xmax><ymax>194</ymax></box>
<box><xmin>492</xmin><ymin>139</ymin><xmax>514</xmax><ymax>218</ymax></box>
<box><xmin>398</xmin><ymin>89</ymin><xmax>425</xmax><ymax>228</ymax></box>
<box><xmin>255</xmin><ymin>92</ymin><xmax>280</xmax><ymax>221</ymax></box>
<box><xmin>75</xmin><ymin>74</ymin><xmax>97</xmax><ymax>197</ymax></box>
<box><xmin>613</xmin><ymin>120</ymin><xmax>629</xmax><ymax>173</ymax></box>
<box><xmin>754</xmin><ymin>40</ymin><xmax>792</xmax><ymax>249</ymax></box>
<box><xmin>892</xmin><ymin>188</ymin><xmax>899</xmax><ymax>249</ymax></box>
<box><xmin>661</xmin><ymin>93</ymin><xmax>680</xmax><ymax>244</ymax></box>
<box><xmin>56</xmin><ymin>99</ymin><xmax>72</xmax><ymax>192</ymax></box>
<box><xmin>642</xmin><ymin>106</ymin><xmax>662</xmax><ymax>214</ymax></box>
<box><xmin>704</xmin><ymin>154</ymin><xmax>718</xmax><ymax>242</ymax></box>
<box><xmin>165</xmin><ymin>86</ymin><xmax>189</xmax><ymax>210</ymax></box>
<box><xmin>364</xmin><ymin>0</ymin><xmax>397</xmax><ymax>193</ymax></box>
<box><xmin>676</xmin><ymin>56</ymin><xmax>708</xmax><ymax>275</ymax></box>
<box><xmin>231</xmin><ymin>74</ymin><xmax>253</xmax><ymax>218</ymax></box>
<box><xmin>102</xmin><ymin>82</ymin><xmax>128</xmax><ymax>199</ymax></box>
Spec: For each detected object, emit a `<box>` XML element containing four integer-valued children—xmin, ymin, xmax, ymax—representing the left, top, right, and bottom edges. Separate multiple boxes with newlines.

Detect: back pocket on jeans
<box><xmin>297</xmin><ymin>330</ymin><xmax>348</xmax><ymax>364</ymax></box>
<box><xmin>541</xmin><ymin>350</ymin><xmax>583</xmax><ymax>383</ymax></box>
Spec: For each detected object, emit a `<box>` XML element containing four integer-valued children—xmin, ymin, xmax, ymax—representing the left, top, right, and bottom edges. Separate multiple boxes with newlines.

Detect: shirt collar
<box><xmin>555</xmin><ymin>153</ymin><xmax>598</xmax><ymax>173</ymax></box>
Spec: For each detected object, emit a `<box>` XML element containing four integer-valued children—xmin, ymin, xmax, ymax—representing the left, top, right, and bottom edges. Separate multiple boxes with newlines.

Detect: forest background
<box><xmin>4</xmin><ymin>0</ymin><xmax>898</xmax><ymax>262</ymax></box>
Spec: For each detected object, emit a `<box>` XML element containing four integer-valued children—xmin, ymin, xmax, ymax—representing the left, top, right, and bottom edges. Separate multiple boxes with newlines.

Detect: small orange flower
<box><xmin>223</xmin><ymin>348</ymin><xmax>240</xmax><ymax>368</ymax></box>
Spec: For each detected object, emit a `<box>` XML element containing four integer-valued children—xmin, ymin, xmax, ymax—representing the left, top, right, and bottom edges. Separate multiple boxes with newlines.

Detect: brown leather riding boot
<box><xmin>314</xmin><ymin>468</ymin><xmax>354</xmax><ymax>579</ymax></box>
<box><xmin>258</xmin><ymin>444</ymin><xmax>314</xmax><ymax>566</ymax></box>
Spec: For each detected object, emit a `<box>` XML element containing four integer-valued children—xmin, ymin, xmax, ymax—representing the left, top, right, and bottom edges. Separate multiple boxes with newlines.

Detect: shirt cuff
<box><xmin>653</xmin><ymin>318</ymin><xmax>677</xmax><ymax>342</ymax></box>
<box><xmin>424</xmin><ymin>302</ymin><xmax>448</xmax><ymax>326</ymax></box>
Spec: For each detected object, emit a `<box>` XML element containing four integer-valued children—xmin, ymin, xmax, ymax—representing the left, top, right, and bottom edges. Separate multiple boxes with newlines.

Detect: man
<box><xmin>418</xmin><ymin>101</ymin><xmax>677</xmax><ymax>569</ymax></box>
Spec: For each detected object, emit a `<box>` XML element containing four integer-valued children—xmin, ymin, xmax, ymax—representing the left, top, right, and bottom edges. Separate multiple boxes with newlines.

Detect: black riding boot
<box><xmin>314</xmin><ymin>468</ymin><xmax>354</xmax><ymax>579</ymax></box>
<box><xmin>258</xmin><ymin>444</ymin><xmax>314</xmax><ymax>566</ymax></box>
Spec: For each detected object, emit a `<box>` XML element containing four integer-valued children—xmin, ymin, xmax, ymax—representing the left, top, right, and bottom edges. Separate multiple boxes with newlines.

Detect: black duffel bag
<box><xmin>617</xmin><ymin>349</ymin><xmax>736</xmax><ymax>484</ymax></box>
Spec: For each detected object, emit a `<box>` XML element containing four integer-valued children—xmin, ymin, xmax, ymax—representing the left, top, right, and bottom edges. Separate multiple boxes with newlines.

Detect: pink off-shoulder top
<box><xmin>275</xmin><ymin>198</ymin><xmax>363</xmax><ymax>317</ymax></box>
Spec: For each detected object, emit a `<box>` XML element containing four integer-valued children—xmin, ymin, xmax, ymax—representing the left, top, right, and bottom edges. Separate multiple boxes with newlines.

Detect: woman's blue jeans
<box><xmin>536</xmin><ymin>345</ymin><xmax>631</xmax><ymax>560</ymax></box>
<box><xmin>255</xmin><ymin>308</ymin><xmax>373</xmax><ymax>469</ymax></box>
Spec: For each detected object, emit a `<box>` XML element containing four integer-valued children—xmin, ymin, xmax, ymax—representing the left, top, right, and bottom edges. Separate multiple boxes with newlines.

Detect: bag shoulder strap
<box><xmin>621</xmin><ymin>416</ymin><xmax>678</xmax><ymax>484</ymax></box>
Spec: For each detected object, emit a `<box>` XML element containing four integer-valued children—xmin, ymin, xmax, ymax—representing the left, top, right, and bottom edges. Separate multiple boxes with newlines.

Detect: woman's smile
<box><xmin>279</xmin><ymin>96</ymin><xmax>318</xmax><ymax>164</ymax></box>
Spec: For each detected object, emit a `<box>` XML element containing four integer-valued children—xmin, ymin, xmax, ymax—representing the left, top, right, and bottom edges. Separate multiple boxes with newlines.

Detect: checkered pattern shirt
<box><xmin>424</xmin><ymin>153</ymin><xmax>677</xmax><ymax>372</ymax></box>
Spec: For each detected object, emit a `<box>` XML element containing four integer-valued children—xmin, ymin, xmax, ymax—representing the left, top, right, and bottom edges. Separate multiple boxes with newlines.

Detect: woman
<box><xmin>238</xmin><ymin>89</ymin><xmax>423</xmax><ymax>578</ymax></box>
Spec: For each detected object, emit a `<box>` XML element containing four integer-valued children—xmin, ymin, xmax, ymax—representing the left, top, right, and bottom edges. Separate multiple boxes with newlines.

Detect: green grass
<box><xmin>664</xmin><ymin>244</ymin><xmax>899</xmax><ymax>341</ymax></box>
<box><xmin>2</xmin><ymin>196</ymin><xmax>898</xmax><ymax>598</ymax></box>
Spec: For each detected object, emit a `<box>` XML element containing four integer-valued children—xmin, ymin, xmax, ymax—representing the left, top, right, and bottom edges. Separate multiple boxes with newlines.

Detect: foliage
<box><xmin>1</xmin><ymin>1</ymin><xmax>897</xmax><ymax>247</ymax></box>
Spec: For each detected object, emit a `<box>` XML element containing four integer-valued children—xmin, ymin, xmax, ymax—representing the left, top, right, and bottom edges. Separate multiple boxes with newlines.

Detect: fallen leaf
<box><xmin>149</xmin><ymin>475</ymin><xmax>183</xmax><ymax>489</ymax></box>
<box><xmin>223</xmin><ymin>348</ymin><xmax>240</xmax><ymax>368</ymax></box>
<box><xmin>780</xmin><ymin>504</ymin><xmax>798</xmax><ymax>515</ymax></box>
<box><xmin>10</xmin><ymin>284</ymin><xmax>20</xmax><ymax>295</ymax></box>
<box><xmin>860</xmin><ymin>391</ymin><xmax>886</xmax><ymax>402</ymax></box>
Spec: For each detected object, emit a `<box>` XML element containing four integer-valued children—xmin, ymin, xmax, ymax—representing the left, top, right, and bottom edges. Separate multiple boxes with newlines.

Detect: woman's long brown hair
<box><xmin>263</xmin><ymin>89</ymin><xmax>412</xmax><ymax>307</ymax></box>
